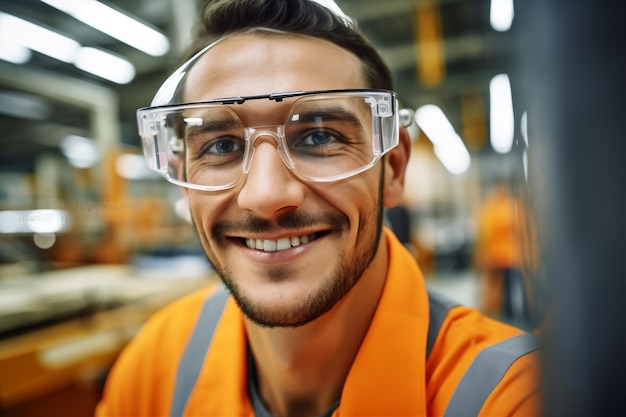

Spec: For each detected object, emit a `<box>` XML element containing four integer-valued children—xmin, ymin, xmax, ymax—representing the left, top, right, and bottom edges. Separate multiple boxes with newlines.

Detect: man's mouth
<box><xmin>244</xmin><ymin>232</ymin><xmax>319</xmax><ymax>252</ymax></box>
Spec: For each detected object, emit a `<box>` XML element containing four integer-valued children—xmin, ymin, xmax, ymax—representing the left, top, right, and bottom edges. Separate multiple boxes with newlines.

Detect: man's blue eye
<box><xmin>302</xmin><ymin>131</ymin><xmax>334</xmax><ymax>146</ymax></box>
<box><xmin>208</xmin><ymin>139</ymin><xmax>242</xmax><ymax>154</ymax></box>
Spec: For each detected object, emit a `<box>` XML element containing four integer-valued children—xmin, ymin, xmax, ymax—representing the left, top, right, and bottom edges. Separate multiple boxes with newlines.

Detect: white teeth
<box><xmin>245</xmin><ymin>233</ymin><xmax>316</xmax><ymax>252</ymax></box>
<box><xmin>276</xmin><ymin>238</ymin><xmax>291</xmax><ymax>251</ymax></box>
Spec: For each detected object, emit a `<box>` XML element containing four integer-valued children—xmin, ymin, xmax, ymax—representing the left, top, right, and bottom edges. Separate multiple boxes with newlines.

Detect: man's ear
<box><xmin>383</xmin><ymin>127</ymin><xmax>411</xmax><ymax>208</ymax></box>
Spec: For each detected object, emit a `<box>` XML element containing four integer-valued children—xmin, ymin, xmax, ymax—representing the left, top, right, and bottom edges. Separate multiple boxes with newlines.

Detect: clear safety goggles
<box><xmin>138</xmin><ymin>89</ymin><xmax>414</xmax><ymax>191</ymax></box>
<box><xmin>136</xmin><ymin>30</ymin><xmax>413</xmax><ymax>191</ymax></box>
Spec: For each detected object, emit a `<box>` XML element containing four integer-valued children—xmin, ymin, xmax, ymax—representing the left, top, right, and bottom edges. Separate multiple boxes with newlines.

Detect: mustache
<box><xmin>213</xmin><ymin>210</ymin><xmax>349</xmax><ymax>241</ymax></box>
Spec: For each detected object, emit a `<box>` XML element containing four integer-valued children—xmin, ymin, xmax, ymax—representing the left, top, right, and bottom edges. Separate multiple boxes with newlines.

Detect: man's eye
<box><xmin>300</xmin><ymin>130</ymin><xmax>337</xmax><ymax>146</ymax></box>
<box><xmin>206</xmin><ymin>138</ymin><xmax>243</xmax><ymax>154</ymax></box>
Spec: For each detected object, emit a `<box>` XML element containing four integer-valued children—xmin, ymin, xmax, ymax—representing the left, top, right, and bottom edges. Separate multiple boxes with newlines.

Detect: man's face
<box><xmin>182</xmin><ymin>33</ymin><xmax>401</xmax><ymax>328</ymax></box>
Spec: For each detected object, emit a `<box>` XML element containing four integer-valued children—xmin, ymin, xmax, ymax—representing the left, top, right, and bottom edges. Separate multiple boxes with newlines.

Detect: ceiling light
<box><xmin>416</xmin><ymin>104</ymin><xmax>471</xmax><ymax>175</ymax></box>
<box><xmin>490</xmin><ymin>73</ymin><xmax>515</xmax><ymax>153</ymax></box>
<box><xmin>0</xmin><ymin>12</ymin><xmax>79</xmax><ymax>63</ymax></box>
<box><xmin>0</xmin><ymin>12</ymin><xmax>136</xmax><ymax>84</ymax></box>
<box><xmin>490</xmin><ymin>0</ymin><xmax>515</xmax><ymax>32</ymax></box>
<box><xmin>40</xmin><ymin>0</ymin><xmax>170</xmax><ymax>57</ymax></box>
<box><xmin>74</xmin><ymin>47</ymin><xmax>135</xmax><ymax>84</ymax></box>
<box><xmin>0</xmin><ymin>30</ymin><xmax>31</xmax><ymax>64</ymax></box>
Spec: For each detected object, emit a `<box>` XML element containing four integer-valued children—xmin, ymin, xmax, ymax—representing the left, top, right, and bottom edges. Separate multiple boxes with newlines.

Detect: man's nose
<box><xmin>237</xmin><ymin>141</ymin><xmax>305</xmax><ymax>218</ymax></box>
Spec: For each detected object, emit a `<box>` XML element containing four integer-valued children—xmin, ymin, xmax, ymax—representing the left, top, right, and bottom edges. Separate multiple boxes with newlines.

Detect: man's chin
<box><xmin>225</xmin><ymin>272</ymin><xmax>350</xmax><ymax>329</ymax></box>
<box><xmin>233</xmin><ymin>291</ymin><xmax>335</xmax><ymax>328</ymax></box>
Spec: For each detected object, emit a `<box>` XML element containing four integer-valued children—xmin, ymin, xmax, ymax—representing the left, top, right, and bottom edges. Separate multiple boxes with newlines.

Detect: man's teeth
<box><xmin>245</xmin><ymin>233</ymin><xmax>316</xmax><ymax>252</ymax></box>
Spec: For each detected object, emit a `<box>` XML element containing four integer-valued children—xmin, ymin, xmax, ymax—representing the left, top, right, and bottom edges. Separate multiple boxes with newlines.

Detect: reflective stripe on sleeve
<box><xmin>170</xmin><ymin>284</ymin><xmax>230</xmax><ymax>417</ymax></box>
<box><xmin>443</xmin><ymin>333</ymin><xmax>541</xmax><ymax>417</ymax></box>
<box><xmin>426</xmin><ymin>289</ymin><xmax>459</xmax><ymax>358</ymax></box>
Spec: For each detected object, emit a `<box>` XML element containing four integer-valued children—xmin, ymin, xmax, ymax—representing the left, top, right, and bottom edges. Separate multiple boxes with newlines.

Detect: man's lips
<box><xmin>243</xmin><ymin>232</ymin><xmax>320</xmax><ymax>252</ymax></box>
<box><xmin>215</xmin><ymin>211</ymin><xmax>347</xmax><ymax>253</ymax></box>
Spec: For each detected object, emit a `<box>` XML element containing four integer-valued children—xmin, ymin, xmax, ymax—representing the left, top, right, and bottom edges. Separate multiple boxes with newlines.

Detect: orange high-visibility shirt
<box><xmin>476</xmin><ymin>190</ymin><xmax>525</xmax><ymax>270</ymax></box>
<box><xmin>97</xmin><ymin>228</ymin><xmax>541</xmax><ymax>416</ymax></box>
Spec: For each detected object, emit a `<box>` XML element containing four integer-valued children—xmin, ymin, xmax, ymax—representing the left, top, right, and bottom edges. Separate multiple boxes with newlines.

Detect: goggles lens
<box><xmin>138</xmin><ymin>90</ymin><xmax>403</xmax><ymax>191</ymax></box>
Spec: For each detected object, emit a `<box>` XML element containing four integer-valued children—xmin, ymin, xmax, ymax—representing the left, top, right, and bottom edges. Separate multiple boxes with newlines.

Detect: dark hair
<box><xmin>185</xmin><ymin>0</ymin><xmax>393</xmax><ymax>90</ymax></box>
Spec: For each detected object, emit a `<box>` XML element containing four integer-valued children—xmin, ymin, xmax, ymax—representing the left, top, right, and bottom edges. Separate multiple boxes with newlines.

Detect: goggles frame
<box><xmin>137</xmin><ymin>88</ymin><xmax>412</xmax><ymax>191</ymax></box>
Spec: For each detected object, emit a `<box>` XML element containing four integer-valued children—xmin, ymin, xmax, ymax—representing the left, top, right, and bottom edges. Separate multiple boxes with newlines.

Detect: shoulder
<box><xmin>127</xmin><ymin>284</ymin><xmax>219</xmax><ymax>354</ymax></box>
<box><xmin>121</xmin><ymin>283</ymin><xmax>223</xmax><ymax>363</ymax></box>
<box><xmin>426</xmin><ymin>290</ymin><xmax>541</xmax><ymax>416</ymax></box>
<box><xmin>96</xmin><ymin>284</ymin><xmax>220</xmax><ymax>417</ymax></box>
<box><xmin>429</xmin><ymin>291</ymin><xmax>533</xmax><ymax>358</ymax></box>
<box><xmin>148</xmin><ymin>284</ymin><xmax>219</xmax><ymax>332</ymax></box>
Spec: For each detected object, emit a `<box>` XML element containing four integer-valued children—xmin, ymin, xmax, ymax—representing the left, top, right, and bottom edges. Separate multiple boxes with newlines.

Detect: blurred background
<box><xmin>0</xmin><ymin>0</ymin><xmax>623</xmax><ymax>416</ymax></box>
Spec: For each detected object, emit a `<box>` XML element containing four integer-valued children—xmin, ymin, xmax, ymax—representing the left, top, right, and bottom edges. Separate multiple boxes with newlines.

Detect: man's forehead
<box><xmin>182</xmin><ymin>31</ymin><xmax>365</xmax><ymax>102</ymax></box>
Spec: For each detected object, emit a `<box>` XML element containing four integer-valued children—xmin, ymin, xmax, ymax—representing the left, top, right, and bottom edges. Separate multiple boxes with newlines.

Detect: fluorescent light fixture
<box><xmin>60</xmin><ymin>135</ymin><xmax>100</xmax><ymax>168</ymax></box>
<box><xmin>490</xmin><ymin>0</ymin><xmax>515</xmax><ymax>32</ymax></box>
<box><xmin>75</xmin><ymin>47</ymin><xmax>135</xmax><ymax>84</ymax></box>
<box><xmin>0</xmin><ymin>30</ymin><xmax>31</xmax><ymax>64</ymax></box>
<box><xmin>490</xmin><ymin>73</ymin><xmax>515</xmax><ymax>154</ymax></box>
<box><xmin>0</xmin><ymin>11</ymin><xmax>136</xmax><ymax>84</ymax></box>
<box><xmin>40</xmin><ymin>0</ymin><xmax>170</xmax><ymax>57</ymax></box>
<box><xmin>416</xmin><ymin>104</ymin><xmax>471</xmax><ymax>175</ymax></box>
<box><xmin>0</xmin><ymin>12</ymin><xmax>79</xmax><ymax>63</ymax></box>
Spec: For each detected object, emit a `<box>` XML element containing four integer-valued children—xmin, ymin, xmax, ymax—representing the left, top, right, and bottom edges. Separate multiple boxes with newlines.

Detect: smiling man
<box><xmin>96</xmin><ymin>1</ymin><xmax>541</xmax><ymax>416</ymax></box>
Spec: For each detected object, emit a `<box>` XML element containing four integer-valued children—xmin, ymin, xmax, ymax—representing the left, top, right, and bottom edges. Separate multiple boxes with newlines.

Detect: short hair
<box><xmin>185</xmin><ymin>0</ymin><xmax>394</xmax><ymax>90</ymax></box>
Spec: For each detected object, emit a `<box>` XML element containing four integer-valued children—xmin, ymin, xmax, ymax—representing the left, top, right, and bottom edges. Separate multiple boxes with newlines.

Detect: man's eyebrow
<box><xmin>290</xmin><ymin>107</ymin><xmax>365</xmax><ymax>127</ymax></box>
<box><xmin>184</xmin><ymin>117</ymin><xmax>241</xmax><ymax>136</ymax></box>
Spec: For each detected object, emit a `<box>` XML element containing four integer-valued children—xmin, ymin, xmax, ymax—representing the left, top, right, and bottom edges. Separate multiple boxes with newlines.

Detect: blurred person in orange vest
<box><xmin>475</xmin><ymin>182</ymin><xmax>532</xmax><ymax>329</ymax></box>
<box><xmin>96</xmin><ymin>1</ymin><xmax>541</xmax><ymax>416</ymax></box>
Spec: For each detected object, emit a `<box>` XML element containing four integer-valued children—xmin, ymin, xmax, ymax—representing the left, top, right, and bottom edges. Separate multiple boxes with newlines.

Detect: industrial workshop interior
<box><xmin>0</xmin><ymin>0</ymin><xmax>623</xmax><ymax>416</ymax></box>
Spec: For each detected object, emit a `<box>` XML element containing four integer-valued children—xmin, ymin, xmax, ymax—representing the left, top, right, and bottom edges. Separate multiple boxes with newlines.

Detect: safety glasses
<box><xmin>138</xmin><ymin>89</ymin><xmax>411</xmax><ymax>191</ymax></box>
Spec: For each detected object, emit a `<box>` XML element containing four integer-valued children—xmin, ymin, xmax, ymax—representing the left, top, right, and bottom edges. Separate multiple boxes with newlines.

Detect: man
<box><xmin>475</xmin><ymin>182</ymin><xmax>532</xmax><ymax>330</ymax></box>
<box><xmin>97</xmin><ymin>0</ymin><xmax>541</xmax><ymax>416</ymax></box>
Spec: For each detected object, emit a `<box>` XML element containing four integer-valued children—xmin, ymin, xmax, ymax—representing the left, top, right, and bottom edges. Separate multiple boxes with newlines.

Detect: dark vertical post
<box><xmin>515</xmin><ymin>1</ymin><xmax>626</xmax><ymax>416</ymax></box>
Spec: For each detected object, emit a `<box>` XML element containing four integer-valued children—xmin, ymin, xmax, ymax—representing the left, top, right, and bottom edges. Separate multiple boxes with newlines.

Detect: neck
<box><xmin>245</xmin><ymin>237</ymin><xmax>388</xmax><ymax>417</ymax></box>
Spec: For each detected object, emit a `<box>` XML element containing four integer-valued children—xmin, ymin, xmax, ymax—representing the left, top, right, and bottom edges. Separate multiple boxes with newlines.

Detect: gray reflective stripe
<box><xmin>170</xmin><ymin>284</ymin><xmax>230</xmax><ymax>417</ymax></box>
<box><xmin>426</xmin><ymin>289</ymin><xmax>459</xmax><ymax>358</ymax></box>
<box><xmin>443</xmin><ymin>333</ymin><xmax>541</xmax><ymax>417</ymax></box>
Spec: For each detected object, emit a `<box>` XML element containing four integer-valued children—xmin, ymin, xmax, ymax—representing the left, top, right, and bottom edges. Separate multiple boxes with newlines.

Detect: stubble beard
<box><xmin>192</xmin><ymin>172</ymin><xmax>386</xmax><ymax>328</ymax></box>
<box><xmin>196</xmin><ymin>201</ymin><xmax>383</xmax><ymax>328</ymax></box>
